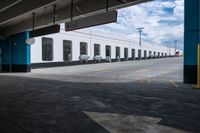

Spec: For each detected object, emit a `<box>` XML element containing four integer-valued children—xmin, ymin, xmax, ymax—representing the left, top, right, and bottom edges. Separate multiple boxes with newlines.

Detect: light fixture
<box><xmin>29</xmin><ymin>4</ymin><xmax>60</xmax><ymax>38</ymax></box>
<box><xmin>26</xmin><ymin>38</ymin><xmax>35</xmax><ymax>45</ymax></box>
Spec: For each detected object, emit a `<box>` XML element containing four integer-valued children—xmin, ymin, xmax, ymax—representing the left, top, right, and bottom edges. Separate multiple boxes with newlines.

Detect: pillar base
<box><xmin>2</xmin><ymin>64</ymin><xmax>31</xmax><ymax>72</ymax></box>
<box><xmin>184</xmin><ymin>65</ymin><xmax>197</xmax><ymax>84</ymax></box>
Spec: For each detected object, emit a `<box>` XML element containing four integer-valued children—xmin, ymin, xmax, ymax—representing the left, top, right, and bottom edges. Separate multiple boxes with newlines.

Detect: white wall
<box><xmin>31</xmin><ymin>28</ymin><xmax>180</xmax><ymax>63</ymax></box>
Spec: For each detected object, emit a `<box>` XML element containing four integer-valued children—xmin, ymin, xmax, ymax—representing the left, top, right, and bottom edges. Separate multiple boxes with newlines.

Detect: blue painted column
<box><xmin>1</xmin><ymin>32</ymin><xmax>31</xmax><ymax>72</ymax></box>
<box><xmin>184</xmin><ymin>0</ymin><xmax>200</xmax><ymax>83</ymax></box>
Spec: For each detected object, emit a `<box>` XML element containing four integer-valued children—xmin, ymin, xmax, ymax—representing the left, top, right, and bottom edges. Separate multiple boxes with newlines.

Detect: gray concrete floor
<box><xmin>0</xmin><ymin>57</ymin><xmax>200</xmax><ymax>133</ymax></box>
<box><xmin>3</xmin><ymin>57</ymin><xmax>183</xmax><ymax>83</ymax></box>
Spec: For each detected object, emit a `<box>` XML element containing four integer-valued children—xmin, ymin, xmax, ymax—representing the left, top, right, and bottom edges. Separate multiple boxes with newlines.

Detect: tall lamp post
<box><xmin>137</xmin><ymin>27</ymin><xmax>144</xmax><ymax>59</ymax></box>
<box><xmin>137</xmin><ymin>27</ymin><xmax>144</xmax><ymax>46</ymax></box>
<box><xmin>174</xmin><ymin>40</ymin><xmax>178</xmax><ymax>56</ymax></box>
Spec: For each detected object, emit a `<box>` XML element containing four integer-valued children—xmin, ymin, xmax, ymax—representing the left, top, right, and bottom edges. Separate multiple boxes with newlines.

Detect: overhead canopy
<box><xmin>0</xmin><ymin>0</ymin><xmax>152</xmax><ymax>36</ymax></box>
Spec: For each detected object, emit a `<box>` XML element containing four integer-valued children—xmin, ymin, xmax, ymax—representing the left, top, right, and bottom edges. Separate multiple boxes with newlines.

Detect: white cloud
<box><xmin>90</xmin><ymin>0</ymin><xmax>184</xmax><ymax>49</ymax></box>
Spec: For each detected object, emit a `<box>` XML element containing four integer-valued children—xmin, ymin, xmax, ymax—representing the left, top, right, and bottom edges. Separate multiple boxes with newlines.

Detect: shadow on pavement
<box><xmin>0</xmin><ymin>75</ymin><xmax>199</xmax><ymax>133</ymax></box>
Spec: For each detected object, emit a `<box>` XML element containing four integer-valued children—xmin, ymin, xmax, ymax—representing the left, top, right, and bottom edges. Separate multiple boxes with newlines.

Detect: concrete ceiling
<box><xmin>0</xmin><ymin>0</ymin><xmax>152</xmax><ymax>36</ymax></box>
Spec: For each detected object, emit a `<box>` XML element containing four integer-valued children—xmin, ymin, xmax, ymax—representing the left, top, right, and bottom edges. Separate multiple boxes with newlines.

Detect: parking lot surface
<box><xmin>0</xmin><ymin>57</ymin><xmax>200</xmax><ymax>133</ymax></box>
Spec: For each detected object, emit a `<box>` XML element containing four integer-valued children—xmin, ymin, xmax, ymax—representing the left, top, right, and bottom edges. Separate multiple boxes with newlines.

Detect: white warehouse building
<box><xmin>31</xmin><ymin>25</ymin><xmax>182</xmax><ymax>68</ymax></box>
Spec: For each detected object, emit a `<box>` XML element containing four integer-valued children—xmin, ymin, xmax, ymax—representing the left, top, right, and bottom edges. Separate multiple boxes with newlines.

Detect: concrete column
<box><xmin>1</xmin><ymin>32</ymin><xmax>31</xmax><ymax>72</ymax></box>
<box><xmin>184</xmin><ymin>0</ymin><xmax>200</xmax><ymax>83</ymax></box>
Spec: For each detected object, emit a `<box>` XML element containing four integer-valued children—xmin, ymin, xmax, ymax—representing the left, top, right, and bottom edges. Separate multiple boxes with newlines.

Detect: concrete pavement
<box><xmin>2</xmin><ymin>57</ymin><xmax>183</xmax><ymax>83</ymax></box>
<box><xmin>0</xmin><ymin>57</ymin><xmax>200</xmax><ymax>133</ymax></box>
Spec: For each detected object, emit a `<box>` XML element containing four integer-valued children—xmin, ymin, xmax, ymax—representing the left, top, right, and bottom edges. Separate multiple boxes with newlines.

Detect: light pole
<box><xmin>174</xmin><ymin>40</ymin><xmax>178</xmax><ymax>56</ymax></box>
<box><xmin>137</xmin><ymin>27</ymin><xmax>144</xmax><ymax>46</ymax></box>
<box><xmin>167</xmin><ymin>44</ymin><xmax>171</xmax><ymax>56</ymax></box>
<box><xmin>90</xmin><ymin>31</ymin><xmax>92</xmax><ymax>59</ymax></box>
<box><xmin>137</xmin><ymin>27</ymin><xmax>144</xmax><ymax>59</ymax></box>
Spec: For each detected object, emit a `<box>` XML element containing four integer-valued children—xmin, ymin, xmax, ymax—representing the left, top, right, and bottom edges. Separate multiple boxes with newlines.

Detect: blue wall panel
<box><xmin>184</xmin><ymin>0</ymin><xmax>200</xmax><ymax>83</ymax></box>
<box><xmin>11</xmin><ymin>32</ymin><xmax>30</xmax><ymax>65</ymax></box>
<box><xmin>184</xmin><ymin>0</ymin><xmax>200</xmax><ymax>65</ymax></box>
<box><xmin>1</xmin><ymin>32</ymin><xmax>31</xmax><ymax>72</ymax></box>
<box><xmin>184</xmin><ymin>0</ymin><xmax>200</xmax><ymax>32</ymax></box>
<box><xmin>1</xmin><ymin>39</ymin><xmax>10</xmax><ymax>65</ymax></box>
<box><xmin>184</xmin><ymin>32</ymin><xmax>200</xmax><ymax>65</ymax></box>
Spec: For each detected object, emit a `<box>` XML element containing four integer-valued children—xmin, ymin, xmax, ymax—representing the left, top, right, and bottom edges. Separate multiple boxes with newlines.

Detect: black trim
<box><xmin>112</xmin><ymin>59</ymin><xmax>118</xmax><ymax>62</ymax></box>
<box><xmin>120</xmin><ymin>58</ymin><xmax>129</xmax><ymax>61</ymax></box>
<box><xmin>32</xmin><ymin>61</ymin><xmax>81</xmax><ymax>69</ymax></box>
<box><xmin>2</xmin><ymin>64</ymin><xmax>31</xmax><ymax>72</ymax></box>
<box><xmin>31</xmin><ymin>58</ymin><xmax>129</xmax><ymax>69</ymax></box>
<box><xmin>31</xmin><ymin>56</ymin><xmax>178</xmax><ymax>69</ymax></box>
<box><xmin>184</xmin><ymin>65</ymin><xmax>197</xmax><ymax>84</ymax></box>
<box><xmin>128</xmin><ymin>58</ymin><xmax>135</xmax><ymax>60</ymax></box>
<box><xmin>141</xmin><ymin>57</ymin><xmax>147</xmax><ymax>60</ymax></box>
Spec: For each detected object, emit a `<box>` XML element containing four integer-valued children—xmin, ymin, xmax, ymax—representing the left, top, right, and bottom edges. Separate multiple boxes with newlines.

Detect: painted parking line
<box><xmin>140</xmin><ymin>78</ymin><xmax>152</xmax><ymax>84</ymax></box>
<box><xmin>84</xmin><ymin>111</ymin><xmax>191</xmax><ymax>133</ymax></box>
<box><xmin>169</xmin><ymin>80</ymin><xmax>180</xmax><ymax>88</ymax></box>
<box><xmin>146</xmin><ymin>78</ymin><xmax>151</xmax><ymax>83</ymax></box>
<box><xmin>95</xmin><ymin>68</ymin><xmax>110</xmax><ymax>72</ymax></box>
<box><xmin>136</xmin><ymin>69</ymin><xmax>150</xmax><ymax>73</ymax></box>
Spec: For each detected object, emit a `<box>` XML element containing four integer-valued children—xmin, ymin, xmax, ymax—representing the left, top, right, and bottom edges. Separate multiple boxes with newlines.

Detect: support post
<box><xmin>1</xmin><ymin>32</ymin><xmax>31</xmax><ymax>72</ymax></box>
<box><xmin>184</xmin><ymin>0</ymin><xmax>200</xmax><ymax>84</ymax></box>
<box><xmin>197</xmin><ymin>44</ymin><xmax>200</xmax><ymax>88</ymax></box>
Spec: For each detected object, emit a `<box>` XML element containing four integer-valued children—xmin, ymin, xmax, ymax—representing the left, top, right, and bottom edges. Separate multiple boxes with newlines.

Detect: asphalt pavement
<box><xmin>0</xmin><ymin>57</ymin><xmax>200</xmax><ymax>133</ymax></box>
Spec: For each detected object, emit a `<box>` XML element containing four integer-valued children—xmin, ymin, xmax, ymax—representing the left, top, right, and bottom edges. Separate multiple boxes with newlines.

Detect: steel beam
<box><xmin>0</xmin><ymin>0</ymin><xmax>59</xmax><ymax>25</ymax></box>
<box><xmin>1</xmin><ymin>0</ymin><xmax>152</xmax><ymax>36</ymax></box>
<box><xmin>0</xmin><ymin>0</ymin><xmax>22</xmax><ymax>12</ymax></box>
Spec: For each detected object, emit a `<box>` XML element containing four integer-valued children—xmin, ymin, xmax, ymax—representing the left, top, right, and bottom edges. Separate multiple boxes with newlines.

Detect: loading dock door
<box><xmin>154</xmin><ymin>52</ymin><xmax>156</xmax><ymax>58</ymax></box>
<box><xmin>138</xmin><ymin>50</ymin><xmax>141</xmax><ymax>60</ymax></box>
<box><xmin>132</xmin><ymin>49</ymin><xmax>135</xmax><ymax>60</ymax></box>
<box><xmin>106</xmin><ymin>45</ymin><xmax>111</xmax><ymax>62</ymax></box>
<box><xmin>144</xmin><ymin>50</ymin><xmax>147</xmax><ymax>59</ymax></box>
<box><xmin>149</xmin><ymin>51</ymin><xmax>152</xmax><ymax>59</ymax></box>
<box><xmin>94</xmin><ymin>44</ymin><xmax>100</xmax><ymax>56</ymax></box>
<box><xmin>106</xmin><ymin>45</ymin><xmax>111</xmax><ymax>56</ymax></box>
<box><xmin>116</xmin><ymin>47</ymin><xmax>120</xmax><ymax>61</ymax></box>
<box><xmin>124</xmin><ymin>48</ymin><xmax>128</xmax><ymax>61</ymax></box>
<box><xmin>63</xmin><ymin>40</ymin><xmax>72</xmax><ymax>62</ymax></box>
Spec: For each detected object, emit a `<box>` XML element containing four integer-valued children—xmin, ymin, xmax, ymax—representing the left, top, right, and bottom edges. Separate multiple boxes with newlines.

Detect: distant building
<box><xmin>31</xmin><ymin>25</ymin><xmax>182</xmax><ymax>68</ymax></box>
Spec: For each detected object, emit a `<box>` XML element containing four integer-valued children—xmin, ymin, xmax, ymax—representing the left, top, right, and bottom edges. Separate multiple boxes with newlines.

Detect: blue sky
<box><xmin>90</xmin><ymin>0</ymin><xmax>184</xmax><ymax>49</ymax></box>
